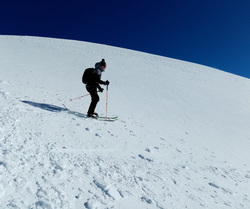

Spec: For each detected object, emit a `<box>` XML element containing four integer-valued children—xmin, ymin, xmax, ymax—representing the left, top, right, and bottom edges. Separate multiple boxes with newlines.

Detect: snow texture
<box><xmin>0</xmin><ymin>35</ymin><xmax>250</xmax><ymax>209</ymax></box>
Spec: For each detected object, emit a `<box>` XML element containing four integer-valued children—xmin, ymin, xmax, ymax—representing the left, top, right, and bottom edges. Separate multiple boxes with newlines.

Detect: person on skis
<box><xmin>85</xmin><ymin>59</ymin><xmax>109</xmax><ymax>118</ymax></box>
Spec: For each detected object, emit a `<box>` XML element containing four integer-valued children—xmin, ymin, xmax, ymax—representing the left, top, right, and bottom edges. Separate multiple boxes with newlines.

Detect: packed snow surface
<box><xmin>0</xmin><ymin>35</ymin><xmax>250</xmax><ymax>209</ymax></box>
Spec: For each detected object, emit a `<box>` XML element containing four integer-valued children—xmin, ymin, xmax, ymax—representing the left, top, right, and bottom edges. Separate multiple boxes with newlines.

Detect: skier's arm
<box><xmin>96</xmin><ymin>73</ymin><xmax>106</xmax><ymax>85</ymax></box>
<box><xmin>97</xmin><ymin>84</ymin><xmax>104</xmax><ymax>92</ymax></box>
<box><xmin>94</xmin><ymin>71</ymin><xmax>109</xmax><ymax>86</ymax></box>
<box><xmin>98</xmin><ymin>79</ymin><xmax>106</xmax><ymax>85</ymax></box>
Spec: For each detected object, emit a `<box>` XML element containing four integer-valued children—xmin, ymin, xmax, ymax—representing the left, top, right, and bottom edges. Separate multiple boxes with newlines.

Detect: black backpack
<box><xmin>82</xmin><ymin>68</ymin><xmax>94</xmax><ymax>84</ymax></box>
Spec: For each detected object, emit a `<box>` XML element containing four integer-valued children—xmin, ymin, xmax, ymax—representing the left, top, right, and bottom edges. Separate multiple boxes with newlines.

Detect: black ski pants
<box><xmin>86</xmin><ymin>85</ymin><xmax>99</xmax><ymax>114</ymax></box>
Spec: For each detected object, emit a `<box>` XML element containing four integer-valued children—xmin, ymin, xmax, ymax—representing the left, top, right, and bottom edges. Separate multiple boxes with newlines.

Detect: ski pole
<box><xmin>70</xmin><ymin>90</ymin><xmax>101</xmax><ymax>101</ymax></box>
<box><xmin>70</xmin><ymin>93</ymin><xmax>90</xmax><ymax>101</ymax></box>
<box><xmin>106</xmin><ymin>85</ymin><xmax>109</xmax><ymax>118</ymax></box>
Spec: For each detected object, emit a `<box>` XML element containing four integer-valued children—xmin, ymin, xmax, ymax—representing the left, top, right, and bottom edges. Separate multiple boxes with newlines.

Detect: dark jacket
<box><xmin>86</xmin><ymin>63</ymin><xmax>105</xmax><ymax>91</ymax></box>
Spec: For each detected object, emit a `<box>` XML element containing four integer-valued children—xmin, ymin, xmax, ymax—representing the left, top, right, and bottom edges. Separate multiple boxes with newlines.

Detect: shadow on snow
<box><xmin>21</xmin><ymin>100</ymin><xmax>87</xmax><ymax>118</ymax></box>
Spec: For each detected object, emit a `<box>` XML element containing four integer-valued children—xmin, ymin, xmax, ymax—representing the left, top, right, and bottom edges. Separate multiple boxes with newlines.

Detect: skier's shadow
<box><xmin>22</xmin><ymin>100</ymin><xmax>68</xmax><ymax>112</ymax></box>
<box><xmin>21</xmin><ymin>100</ymin><xmax>87</xmax><ymax>118</ymax></box>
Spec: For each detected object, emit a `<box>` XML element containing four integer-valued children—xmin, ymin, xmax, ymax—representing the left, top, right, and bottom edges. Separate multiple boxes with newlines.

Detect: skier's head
<box><xmin>95</xmin><ymin>59</ymin><xmax>106</xmax><ymax>71</ymax></box>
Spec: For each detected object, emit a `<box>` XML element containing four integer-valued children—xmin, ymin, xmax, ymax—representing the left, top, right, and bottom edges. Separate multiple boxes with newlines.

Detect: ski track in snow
<box><xmin>0</xmin><ymin>36</ymin><xmax>250</xmax><ymax>209</ymax></box>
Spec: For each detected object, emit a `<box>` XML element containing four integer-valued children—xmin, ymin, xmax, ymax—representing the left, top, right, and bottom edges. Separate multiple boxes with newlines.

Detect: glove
<box><xmin>99</xmin><ymin>87</ymin><xmax>104</xmax><ymax>93</ymax></box>
<box><xmin>105</xmin><ymin>80</ymin><xmax>110</xmax><ymax>85</ymax></box>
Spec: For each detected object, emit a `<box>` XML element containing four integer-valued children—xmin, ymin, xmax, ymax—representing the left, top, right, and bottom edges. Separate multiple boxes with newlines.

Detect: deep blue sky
<box><xmin>1</xmin><ymin>0</ymin><xmax>250</xmax><ymax>78</ymax></box>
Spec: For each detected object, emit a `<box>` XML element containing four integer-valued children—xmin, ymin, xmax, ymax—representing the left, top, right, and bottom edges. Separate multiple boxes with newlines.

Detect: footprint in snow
<box><xmin>141</xmin><ymin>196</ymin><xmax>153</xmax><ymax>204</ymax></box>
<box><xmin>208</xmin><ymin>182</ymin><xmax>220</xmax><ymax>189</ymax></box>
<box><xmin>138</xmin><ymin>154</ymin><xmax>145</xmax><ymax>159</ymax></box>
<box><xmin>0</xmin><ymin>161</ymin><xmax>7</xmax><ymax>168</ymax></box>
<box><xmin>138</xmin><ymin>154</ymin><xmax>153</xmax><ymax>162</ymax></box>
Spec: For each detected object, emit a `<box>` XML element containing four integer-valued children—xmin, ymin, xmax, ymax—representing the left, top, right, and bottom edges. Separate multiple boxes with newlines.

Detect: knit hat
<box><xmin>100</xmin><ymin>59</ymin><xmax>106</xmax><ymax>67</ymax></box>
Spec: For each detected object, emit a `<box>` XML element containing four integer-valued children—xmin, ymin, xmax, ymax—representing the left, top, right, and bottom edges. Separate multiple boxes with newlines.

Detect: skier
<box><xmin>85</xmin><ymin>59</ymin><xmax>109</xmax><ymax>118</ymax></box>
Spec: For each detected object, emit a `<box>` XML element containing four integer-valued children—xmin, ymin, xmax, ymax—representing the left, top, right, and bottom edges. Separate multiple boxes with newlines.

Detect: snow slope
<box><xmin>0</xmin><ymin>35</ymin><xmax>250</xmax><ymax>209</ymax></box>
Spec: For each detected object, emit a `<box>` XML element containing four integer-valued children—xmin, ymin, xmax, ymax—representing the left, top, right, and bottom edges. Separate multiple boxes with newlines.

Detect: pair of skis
<box><xmin>67</xmin><ymin>110</ymin><xmax>117</xmax><ymax>122</ymax></box>
<box><xmin>93</xmin><ymin>115</ymin><xmax>118</xmax><ymax>122</ymax></box>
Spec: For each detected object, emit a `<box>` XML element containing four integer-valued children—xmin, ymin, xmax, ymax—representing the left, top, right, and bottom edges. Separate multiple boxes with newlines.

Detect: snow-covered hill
<box><xmin>0</xmin><ymin>35</ymin><xmax>250</xmax><ymax>209</ymax></box>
